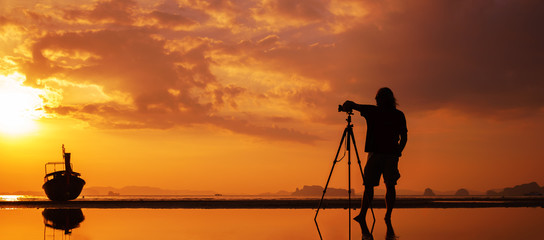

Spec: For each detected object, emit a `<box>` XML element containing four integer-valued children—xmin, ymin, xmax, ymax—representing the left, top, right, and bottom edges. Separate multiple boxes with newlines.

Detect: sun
<box><xmin>0</xmin><ymin>72</ymin><xmax>47</xmax><ymax>135</ymax></box>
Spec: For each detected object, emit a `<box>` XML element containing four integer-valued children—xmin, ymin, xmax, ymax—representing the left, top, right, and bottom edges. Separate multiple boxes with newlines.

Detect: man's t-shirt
<box><xmin>358</xmin><ymin>105</ymin><xmax>407</xmax><ymax>154</ymax></box>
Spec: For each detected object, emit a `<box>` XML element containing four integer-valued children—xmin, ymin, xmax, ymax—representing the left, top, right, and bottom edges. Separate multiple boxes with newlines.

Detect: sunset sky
<box><xmin>0</xmin><ymin>0</ymin><xmax>543</xmax><ymax>195</ymax></box>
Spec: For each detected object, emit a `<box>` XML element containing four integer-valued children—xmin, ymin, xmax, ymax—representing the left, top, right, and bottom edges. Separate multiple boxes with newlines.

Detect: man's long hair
<box><xmin>375</xmin><ymin>87</ymin><xmax>397</xmax><ymax>109</ymax></box>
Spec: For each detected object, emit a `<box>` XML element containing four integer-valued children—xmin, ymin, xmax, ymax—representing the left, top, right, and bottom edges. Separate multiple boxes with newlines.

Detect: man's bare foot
<box><xmin>354</xmin><ymin>214</ymin><xmax>372</xmax><ymax>237</ymax></box>
<box><xmin>362</xmin><ymin>233</ymin><xmax>374</xmax><ymax>240</ymax></box>
<box><xmin>384</xmin><ymin>217</ymin><xmax>396</xmax><ymax>239</ymax></box>
<box><xmin>385</xmin><ymin>234</ymin><xmax>398</xmax><ymax>240</ymax></box>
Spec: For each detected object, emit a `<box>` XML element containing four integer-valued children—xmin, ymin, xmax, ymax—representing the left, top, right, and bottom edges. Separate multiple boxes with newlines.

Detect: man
<box><xmin>342</xmin><ymin>87</ymin><xmax>407</xmax><ymax>238</ymax></box>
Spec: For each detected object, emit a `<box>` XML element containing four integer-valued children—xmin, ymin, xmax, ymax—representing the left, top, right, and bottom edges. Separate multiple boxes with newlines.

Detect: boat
<box><xmin>42</xmin><ymin>145</ymin><xmax>86</xmax><ymax>201</ymax></box>
<box><xmin>43</xmin><ymin>208</ymin><xmax>85</xmax><ymax>236</ymax></box>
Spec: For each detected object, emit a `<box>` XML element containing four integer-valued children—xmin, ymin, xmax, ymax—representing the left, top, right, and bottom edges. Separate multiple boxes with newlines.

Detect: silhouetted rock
<box><xmin>292</xmin><ymin>185</ymin><xmax>355</xmax><ymax>196</ymax></box>
<box><xmin>502</xmin><ymin>182</ymin><xmax>543</xmax><ymax>196</ymax></box>
<box><xmin>107</xmin><ymin>191</ymin><xmax>120</xmax><ymax>196</ymax></box>
<box><xmin>82</xmin><ymin>186</ymin><xmax>216</xmax><ymax>195</ymax></box>
<box><xmin>423</xmin><ymin>188</ymin><xmax>435</xmax><ymax>196</ymax></box>
<box><xmin>276</xmin><ymin>190</ymin><xmax>290</xmax><ymax>195</ymax></box>
<box><xmin>258</xmin><ymin>190</ymin><xmax>291</xmax><ymax>196</ymax></box>
<box><xmin>486</xmin><ymin>190</ymin><xmax>500</xmax><ymax>196</ymax></box>
<box><xmin>455</xmin><ymin>188</ymin><xmax>469</xmax><ymax>196</ymax></box>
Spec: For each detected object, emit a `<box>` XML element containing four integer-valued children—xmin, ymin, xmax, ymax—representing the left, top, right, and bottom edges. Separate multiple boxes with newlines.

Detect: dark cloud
<box><xmin>149</xmin><ymin>11</ymin><xmax>196</xmax><ymax>28</ymax></box>
<box><xmin>267</xmin><ymin>0</ymin><xmax>331</xmax><ymax>21</ymax></box>
<box><xmin>0</xmin><ymin>16</ymin><xmax>10</xmax><ymax>25</ymax></box>
<box><xmin>213</xmin><ymin>85</ymin><xmax>245</xmax><ymax>108</ymax></box>
<box><xmin>242</xmin><ymin>0</ymin><xmax>544</xmax><ymax>119</ymax></box>
<box><xmin>64</xmin><ymin>0</ymin><xmax>137</xmax><ymax>25</ymax></box>
<box><xmin>340</xmin><ymin>0</ymin><xmax>544</xmax><ymax>117</ymax></box>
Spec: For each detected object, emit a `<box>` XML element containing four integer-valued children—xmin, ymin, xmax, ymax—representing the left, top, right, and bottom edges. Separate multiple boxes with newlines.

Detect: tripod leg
<box><xmin>347</xmin><ymin>130</ymin><xmax>352</xmax><ymax>240</ymax></box>
<box><xmin>348</xmin><ymin>127</ymin><xmax>376</xmax><ymax>234</ymax></box>
<box><xmin>315</xmin><ymin>128</ymin><xmax>348</xmax><ymax>240</ymax></box>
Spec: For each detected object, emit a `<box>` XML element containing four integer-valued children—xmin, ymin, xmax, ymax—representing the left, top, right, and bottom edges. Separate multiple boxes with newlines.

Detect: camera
<box><xmin>338</xmin><ymin>104</ymin><xmax>352</xmax><ymax>113</ymax></box>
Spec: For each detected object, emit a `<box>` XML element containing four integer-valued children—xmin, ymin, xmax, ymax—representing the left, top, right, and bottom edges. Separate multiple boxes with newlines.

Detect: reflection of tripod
<box><xmin>314</xmin><ymin>111</ymin><xmax>375</xmax><ymax>240</ymax></box>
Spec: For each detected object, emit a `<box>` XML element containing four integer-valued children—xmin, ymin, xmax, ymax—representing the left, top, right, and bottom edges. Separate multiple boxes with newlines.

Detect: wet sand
<box><xmin>1</xmin><ymin>196</ymin><xmax>542</xmax><ymax>209</ymax></box>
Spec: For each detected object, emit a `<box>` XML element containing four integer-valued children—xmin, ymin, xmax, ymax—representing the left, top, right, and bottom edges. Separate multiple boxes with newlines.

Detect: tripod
<box><xmin>314</xmin><ymin>111</ymin><xmax>375</xmax><ymax>240</ymax></box>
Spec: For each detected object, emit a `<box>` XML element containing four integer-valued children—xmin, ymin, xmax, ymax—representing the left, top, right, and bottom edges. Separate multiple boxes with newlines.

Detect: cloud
<box><xmin>348</xmin><ymin>0</ymin><xmax>544</xmax><ymax>117</ymax></box>
<box><xmin>63</xmin><ymin>0</ymin><xmax>137</xmax><ymax>25</ymax></box>
<box><xmin>4</xmin><ymin>0</ymin><xmax>544</xmax><ymax>143</ymax></box>
<box><xmin>265</xmin><ymin>0</ymin><xmax>331</xmax><ymax>21</ymax></box>
<box><xmin>14</xmin><ymin>0</ymin><xmax>320</xmax><ymax>143</ymax></box>
<box><xmin>233</xmin><ymin>0</ymin><xmax>544</xmax><ymax>119</ymax></box>
<box><xmin>149</xmin><ymin>10</ymin><xmax>197</xmax><ymax>29</ymax></box>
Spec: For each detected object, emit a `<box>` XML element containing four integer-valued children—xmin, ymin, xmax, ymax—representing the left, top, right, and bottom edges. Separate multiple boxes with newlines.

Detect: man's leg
<box><xmin>385</xmin><ymin>184</ymin><xmax>396</xmax><ymax>220</ymax></box>
<box><xmin>385</xmin><ymin>184</ymin><xmax>396</xmax><ymax>238</ymax></box>
<box><xmin>354</xmin><ymin>185</ymin><xmax>374</xmax><ymax>236</ymax></box>
<box><xmin>384</xmin><ymin>214</ymin><xmax>396</xmax><ymax>238</ymax></box>
<box><xmin>356</xmin><ymin>153</ymin><xmax>379</xmax><ymax>238</ymax></box>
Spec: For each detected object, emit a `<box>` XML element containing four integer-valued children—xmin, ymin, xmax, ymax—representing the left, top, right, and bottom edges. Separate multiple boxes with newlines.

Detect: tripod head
<box><xmin>337</xmin><ymin>104</ymin><xmax>353</xmax><ymax>114</ymax></box>
<box><xmin>338</xmin><ymin>105</ymin><xmax>354</xmax><ymax>124</ymax></box>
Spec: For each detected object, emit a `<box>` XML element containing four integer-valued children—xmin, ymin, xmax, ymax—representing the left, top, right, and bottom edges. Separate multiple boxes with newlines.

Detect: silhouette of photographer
<box><xmin>342</xmin><ymin>87</ymin><xmax>407</xmax><ymax>239</ymax></box>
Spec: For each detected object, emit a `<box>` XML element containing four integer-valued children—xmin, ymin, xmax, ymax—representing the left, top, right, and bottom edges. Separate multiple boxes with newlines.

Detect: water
<box><xmin>1</xmin><ymin>194</ymin><xmax>326</xmax><ymax>201</ymax></box>
<box><xmin>1</xmin><ymin>207</ymin><xmax>543</xmax><ymax>239</ymax></box>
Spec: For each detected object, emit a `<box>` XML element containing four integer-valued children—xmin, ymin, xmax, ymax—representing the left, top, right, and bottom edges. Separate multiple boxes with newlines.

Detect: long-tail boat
<box><xmin>42</xmin><ymin>145</ymin><xmax>85</xmax><ymax>201</ymax></box>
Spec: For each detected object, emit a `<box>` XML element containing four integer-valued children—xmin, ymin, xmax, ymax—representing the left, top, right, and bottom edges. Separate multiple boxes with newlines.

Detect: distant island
<box><xmin>423</xmin><ymin>188</ymin><xmax>435</xmax><ymax>196</ymax></box>
<box><xmin>2</xmin><ymin>182</ymin><xmax>543</xmax><ymax>197</ymax></box>
<box><xmin>83</xmin><ymin>185</ymin><xmax>357</xmax><ymax>197</ymax></box>
<box><xmin>291</xmin><ymin>185</ymin><xmax>356</xmax><ymax>196</ymax></box>
<box><xmin>81</xmin><ymin>186</ymin><xmax>216</xmax><ymax>196</ymax></box>
<box><xmin>423</xmin><ymin>182</ymin><xmax>544</xmax><ymax>196</ymax></box>
<box><xmin>487</xmin><ymin>182</ymin><xmax>544</xmax><ymax>196</ymax></box>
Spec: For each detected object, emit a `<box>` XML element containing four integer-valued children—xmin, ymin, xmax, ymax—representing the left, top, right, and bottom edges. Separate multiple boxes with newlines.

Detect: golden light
<box><xmin>0</xmin><ymin>72</ymin><xmax>47</xmax><ymax>135</ymax></box>
<box><xmin>0</xmin><ymin>195</ymin><xmax>23</xmax><ymax>201</ymax></box>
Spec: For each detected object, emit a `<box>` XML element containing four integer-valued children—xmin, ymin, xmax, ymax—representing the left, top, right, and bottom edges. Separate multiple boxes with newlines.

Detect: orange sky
<box><xmin>0</xmin><ymin>0</ymin><xmax>543</xmax><ymax>194</ymax></box>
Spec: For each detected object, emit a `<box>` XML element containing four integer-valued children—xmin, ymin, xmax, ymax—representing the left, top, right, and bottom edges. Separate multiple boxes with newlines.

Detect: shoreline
<box><xmin>1</xmin><ymin>196</ymin><xmax>543</xmax><ymax>209</ymax></box>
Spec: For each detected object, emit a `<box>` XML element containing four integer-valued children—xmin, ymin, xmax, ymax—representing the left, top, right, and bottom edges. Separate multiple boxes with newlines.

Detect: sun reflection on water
<box><xmin>0</xmin><ymin>195</ymin><xmax>24</xmax><ymax>201</ymax></box>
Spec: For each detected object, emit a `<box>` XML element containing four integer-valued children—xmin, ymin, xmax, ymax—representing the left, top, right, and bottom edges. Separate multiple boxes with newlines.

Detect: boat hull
<box><xmin>42</xmin><ymin>208</ymin><xmax>85</xmax><ymax>231</ymax></box>
<box><xmin>43</xmin><ymin>174</ymin><xmax>86</xmax><ymax>201</ymax></box>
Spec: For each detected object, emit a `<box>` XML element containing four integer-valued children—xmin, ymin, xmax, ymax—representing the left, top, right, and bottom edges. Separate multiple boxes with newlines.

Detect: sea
<box><xmin>1</xmin><ymin>195</ymin><xmax>543</xmax><ymax>240</ymax></box>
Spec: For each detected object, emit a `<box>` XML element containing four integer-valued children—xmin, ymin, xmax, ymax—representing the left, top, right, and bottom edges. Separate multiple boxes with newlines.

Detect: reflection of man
<box><xmin>342</xmin><ymin>87</ymin><xmax>407</xmax><ymax>238</ymax></box>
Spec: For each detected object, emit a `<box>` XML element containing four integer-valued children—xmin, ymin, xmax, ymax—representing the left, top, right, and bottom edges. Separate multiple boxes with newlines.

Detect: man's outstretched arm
<box><xmin>342</xmin><ymin>100</ymin><xmax>364</xmax><ymax>112</ymax></box>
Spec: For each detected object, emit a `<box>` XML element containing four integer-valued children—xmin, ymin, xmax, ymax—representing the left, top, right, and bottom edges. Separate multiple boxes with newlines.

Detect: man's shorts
<box><xmin>363</xmin><ymin>152</ymin><xmax>400</xmax><ymax>187</ymax></box>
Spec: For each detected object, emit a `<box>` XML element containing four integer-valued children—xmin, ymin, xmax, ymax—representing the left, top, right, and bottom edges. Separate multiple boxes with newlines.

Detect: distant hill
<box><xmin>421</xmin><ymin>189</ymin><xmax>486</xmax><ymax>196</ymax></box>
<box><xmin>488</xmin><ymin>182</ymin><xmax>543</xmax><ymax>196</ymax></box>
<box><xmin>82</xmin><ymin>186</ymin><xmax>216</xmax><ymax>196</ymax></box>
<box><xmin>4</xmin><ymin>182</ymin><xmax>542</xmax><ymax>197</ymax></box>
<box><xmin>258</xmin><ymin>190</ymin><xmax>291</xmax><ymax>196</ymax></box>
<box><xmin>423</xmin><ymin>188</ymin><xmax>435</xmax><ymax>196</ymax></box>
<box><xmin>292</xmin><ymin>185</ymin><xmax>356</xmax><ymax>196</ymax></box>
<box><xmin>455</xmin><ymin>188</ymin><xmax>470</xmax><ymax>196</ymax></box>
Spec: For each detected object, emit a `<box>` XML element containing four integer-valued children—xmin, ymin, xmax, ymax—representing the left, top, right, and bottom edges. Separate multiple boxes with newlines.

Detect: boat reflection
<box><xmin>42</xmin><ymin>208</ymin><xmax>85</xmax><ymax>238</ymax></box>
